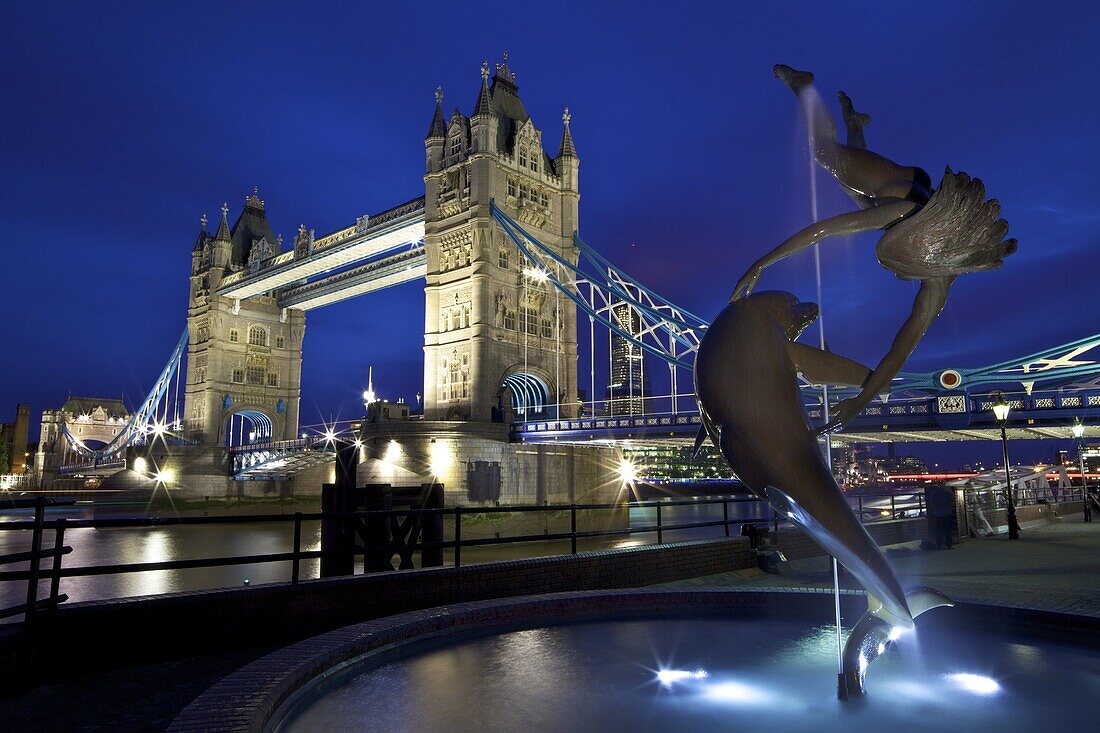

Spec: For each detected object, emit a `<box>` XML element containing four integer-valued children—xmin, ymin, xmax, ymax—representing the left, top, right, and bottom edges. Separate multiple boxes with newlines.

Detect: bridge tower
<box><xmin>183</xmin><ymin>191</ymin><xmax>305</xmax><ymax>447</ymax></box>
<box><xmin>423</xmin><ymin>55</ymin><xmax>580</xmax><ymax>422</ymax></box>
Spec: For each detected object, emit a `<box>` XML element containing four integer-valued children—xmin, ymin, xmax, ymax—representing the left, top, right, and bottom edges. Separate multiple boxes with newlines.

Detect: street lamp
<box><xmin>1072</xmin><ymin>420</ymin><xmax>1093</xmax><ymax>522</ymax></box>
<box><xmin>991</xmin><ymin>391</ymin><xmax>1020</xmax><ymax>539</ymax></box>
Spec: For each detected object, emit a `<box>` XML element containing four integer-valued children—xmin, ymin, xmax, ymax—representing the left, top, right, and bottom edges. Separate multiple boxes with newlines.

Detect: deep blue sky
<box><xmin>2</xmin><ymin>2</ymin><xmax>1098</xmax><ymax>465</ymax></box>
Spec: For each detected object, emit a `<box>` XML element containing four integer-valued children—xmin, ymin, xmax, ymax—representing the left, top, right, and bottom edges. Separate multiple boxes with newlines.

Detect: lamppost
<box><xmin>1072</xmin><ymin>420</ymin><xmax>1092</xmax><ymax>522</ymax></box>
<box><xmin>991</xmin><ymin>391</ymin><xmax>1020</xmax><ymax>539</ymax></box>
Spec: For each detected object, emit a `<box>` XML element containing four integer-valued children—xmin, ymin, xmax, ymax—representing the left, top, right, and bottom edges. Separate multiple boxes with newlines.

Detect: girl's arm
<box><xmin>817</xmin><ymin>276</ymin><xmax>953</xmax><ymax>434</ymax></box>
<box><xmin>731</xmin><ymin>200</ymin><xmax>918</xmax><ymax>301</ymax></box>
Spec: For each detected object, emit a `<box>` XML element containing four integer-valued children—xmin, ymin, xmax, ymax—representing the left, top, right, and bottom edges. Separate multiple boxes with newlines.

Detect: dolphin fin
<box><xmin>692</xmin><ymin>425</ymin><xmax>709</xmax><ymax>459</ymax></box>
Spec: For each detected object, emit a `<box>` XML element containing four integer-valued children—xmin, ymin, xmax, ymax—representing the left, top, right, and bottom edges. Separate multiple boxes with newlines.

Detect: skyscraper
<box><xmin>606</xmin><ymin>302</ymin><xmax>650</xmax><ymax>415</ymax></box>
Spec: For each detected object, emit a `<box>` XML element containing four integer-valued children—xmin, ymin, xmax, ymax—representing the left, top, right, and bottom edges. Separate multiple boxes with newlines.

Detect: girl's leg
<box><xmin>774</xmin><ymin>64</ymin><xmax>921</xmax><ymax>203</ymax></box>
<box><xmin>838</xmin><ymin>91</ymin><xmax>871</xmax><ymax>149</ymax></box>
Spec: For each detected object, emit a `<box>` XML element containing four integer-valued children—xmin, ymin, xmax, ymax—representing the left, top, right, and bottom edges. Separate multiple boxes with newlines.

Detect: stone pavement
<box><xmin>658</xmin><ymin>516</ymin><xmax>1100</xmax><ymax>617</ymax></box>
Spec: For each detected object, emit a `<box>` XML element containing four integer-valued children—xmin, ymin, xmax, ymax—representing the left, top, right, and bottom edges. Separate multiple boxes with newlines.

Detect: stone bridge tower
<box><xmin>423</xmin><ymin>55</ymin><xmax>580</xmax><ymax>422</ymax></box>
<box><xmin>183</xmin><ymin>191</ymin><xmax>305</xmax><ymax>447</ymax></box>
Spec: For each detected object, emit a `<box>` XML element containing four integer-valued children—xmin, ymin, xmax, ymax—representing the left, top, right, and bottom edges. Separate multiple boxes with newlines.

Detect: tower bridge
<box><xmin>43</xmin><ymin>54</ymin><xmax>1100</xmax><ymax>499</ymax></box>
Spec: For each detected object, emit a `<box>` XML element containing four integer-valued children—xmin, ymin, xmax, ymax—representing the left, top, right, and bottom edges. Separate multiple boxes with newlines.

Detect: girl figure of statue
<box><xmin>733</xmin><ymin>65</ymin><xmax>1016</xmax><ymax>433</ymax></box>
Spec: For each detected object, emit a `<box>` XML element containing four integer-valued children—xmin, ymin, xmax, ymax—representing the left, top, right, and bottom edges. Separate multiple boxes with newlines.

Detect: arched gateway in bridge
<box><xmin>183</xmin><ymin>54</ymin><xmax>581</xmax><ymax>449</ymax></box>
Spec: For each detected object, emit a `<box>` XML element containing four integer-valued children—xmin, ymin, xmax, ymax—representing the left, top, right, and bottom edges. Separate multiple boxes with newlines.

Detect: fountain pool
<box><xmin>168</xmin><ymin>591</ymin><xmax>1100</xmax><ymax>733</ymax></box>
<box><xmin>281</xmin><ymin>616</ymin><xmax>1097</xmax><ymax>733</ymax></box>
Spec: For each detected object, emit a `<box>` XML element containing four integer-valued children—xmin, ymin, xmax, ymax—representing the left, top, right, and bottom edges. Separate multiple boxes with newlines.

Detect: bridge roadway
<box><xmin>511</xmin><ymin>386</ymin><xmax>1100</xmax><ymax>446</ymax></box>
<box><xmin>219</xmin><ymin>385</ymin><xmax>1100</xmax><ymax>479</ymax></box>
<box><xmin>216</xmin><ymin>196</ymin><xmax>425</xmax><ymax>309</ymax></box>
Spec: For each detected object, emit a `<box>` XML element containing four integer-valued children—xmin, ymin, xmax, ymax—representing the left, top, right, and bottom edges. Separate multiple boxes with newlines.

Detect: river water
<box><xmin>0</xmin><ymin>494</ymin><xmax>914</xmax><ymax>616</ymax></box>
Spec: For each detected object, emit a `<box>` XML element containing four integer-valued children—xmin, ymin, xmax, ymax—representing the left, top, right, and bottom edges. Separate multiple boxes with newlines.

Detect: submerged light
<box><xmin>947</xmin><ymin>673</ymin><xmax>1001</xmax><ymax>695</ymax></box>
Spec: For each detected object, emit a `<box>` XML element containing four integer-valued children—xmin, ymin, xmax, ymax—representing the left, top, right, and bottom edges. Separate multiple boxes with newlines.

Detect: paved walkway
<box><xmin>659</xmin><ymin>516</ymin><xmax>1100</xmax><ymax>617</ymax></box>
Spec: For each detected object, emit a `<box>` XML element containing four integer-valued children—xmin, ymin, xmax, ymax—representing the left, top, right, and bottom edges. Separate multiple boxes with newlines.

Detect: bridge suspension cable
<box><xmin>490</xmin><ymin>201</ymin><xmax>704</xmax><ymax>372</ymax></box>
<box><xmin>62</xmin><ymin>327</ymin><xmax>190</xmax><ymax>463</ymax></box>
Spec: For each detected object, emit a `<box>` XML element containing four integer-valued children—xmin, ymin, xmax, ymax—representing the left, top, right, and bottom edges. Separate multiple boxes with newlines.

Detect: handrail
<box><xmin>5</xmin><ymin>488</ymin><xmax>1066</xmax><ymax>613</ymax></box>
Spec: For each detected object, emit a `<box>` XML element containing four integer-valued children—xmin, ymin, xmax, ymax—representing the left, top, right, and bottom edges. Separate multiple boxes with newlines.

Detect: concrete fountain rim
<box><xmin>166</xmin><ymin>587</ymin><xmax>1100</xmax><ymax>733</ymax></box>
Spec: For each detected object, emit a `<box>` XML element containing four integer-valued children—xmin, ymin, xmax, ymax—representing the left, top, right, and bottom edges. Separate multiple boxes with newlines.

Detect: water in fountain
<box><xmin>281</xmin><ymin>617</ymin><xmax>1099</xmax><ymax>732</ymax></box>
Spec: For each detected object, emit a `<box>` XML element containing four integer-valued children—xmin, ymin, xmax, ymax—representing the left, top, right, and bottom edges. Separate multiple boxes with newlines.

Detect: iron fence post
<box><xmin>891</xmin><ymin>494</ymin><xmax>896</xmax><ymax>518</ymax></box>
<box><xmin>291</xmin><ymin>512</ymin><xmax>302</xmax><ymax>583</ymax></box>
<box><xmin>723</xmin><ymin>499</ymin><xmax>730</xmax><ymax>537</ymax></box>
<box><xmin>49</xmin><ymin>518</ymin><xmax>66</xmax><ymax>607</ymax></box>
<box><xmin>454</xmin><ymin>508</ymin><xmax>462</xmax><ymax>568</ymax></box>
<box><xmin>656</xmin><ymin>503</ymin><xmax>663</xmax><ymax>544</ymax></box>
<box><xmin>570</xmin><ymin>504</ymin><xmax>577</xmax><ymax>554</ymax></box>
<box><xmin>25</xmin><ymin>498</ymin><xmax>45</xmax><ymax>623</ymax></box>
<box><xmin>858</xmin><ymin>495</ymin><xmax>864</xmax><ymax>523</ymax></box>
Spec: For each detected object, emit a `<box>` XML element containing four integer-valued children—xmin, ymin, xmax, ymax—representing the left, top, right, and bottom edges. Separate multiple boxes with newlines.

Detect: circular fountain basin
<box><xmin>169</xmin><ymin>590</ymin><xmax>1100</xmax><ymax>733</ymax></box>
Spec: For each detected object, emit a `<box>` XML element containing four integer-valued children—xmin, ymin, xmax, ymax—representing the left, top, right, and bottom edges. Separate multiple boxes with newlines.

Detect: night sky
<box><xmin>3</xmin><ymin>2</ymin><xmax>1098</xmax><ymax>467</ymax></box>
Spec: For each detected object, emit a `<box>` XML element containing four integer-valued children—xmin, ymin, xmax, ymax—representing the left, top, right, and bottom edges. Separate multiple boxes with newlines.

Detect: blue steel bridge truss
<box><xmin>60</xmin><ymin>328</ymin><xmax>192</xmax><ymax>473</ymax></box>
<box><xmin>489</xmin><ymin>202</ymin><xmax>1100</xmax><ymax>445</ymax></box>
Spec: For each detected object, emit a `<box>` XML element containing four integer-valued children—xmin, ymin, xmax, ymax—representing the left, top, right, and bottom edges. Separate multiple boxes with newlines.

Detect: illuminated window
<box><xmin>266</xmin><ymin>373</ymin><xmax>278</xmax><ymax>387</ymax></box>
<box><xmin>232</xmin><ymin>369</ymin><xmax>244</xmax><ymax>383</ymax></box>
<box><xmin>229</xmin><ymin>329</ymin><xmax>239</xmax><ymax>343</ymax></box>
<box><xmin>248</xmin><ymin>325</ymin><xmax>267</xmax><ymax>347</ymax></box>
<box><xmin>275</xmin><ymin>335</ymin><xmax>285</xmax><ymax>349</ymax></box>
<box><xmin>246</xmin><ymin>366</ymin><xmax>264</xmax><ymax>384</ymax></box>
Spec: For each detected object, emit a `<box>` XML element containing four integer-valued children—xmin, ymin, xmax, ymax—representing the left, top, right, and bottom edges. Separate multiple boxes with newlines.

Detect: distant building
<box><xmin>0</xmin><ymin>404</ymin><xmax>30</xmax><ymax>474</ymax></box>
<box><xmin>36</xmin><ymin>396</ymin><xmax>130</xmax><ymax>482</ymax></box>
<box><xmin>606</xmin><ymin>302</ymin><xmax>650</xmax><ymax>415</ymax></box>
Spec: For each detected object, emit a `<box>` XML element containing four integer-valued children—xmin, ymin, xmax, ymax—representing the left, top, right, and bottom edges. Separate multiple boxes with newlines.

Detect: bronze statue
<box><xmin>694</xmin><ymin>291</ymin><xmax>952</xmax><ymax>696</ymax></box>
<box><xmin>733</xmin><ymin>65</ymin><xmax>1016</xmax><ymax>433</ymax></box>
<box><xmin>697</xmin><ymin>66</ymin><xmax>1016</xmax><ymax>695</ymax></box>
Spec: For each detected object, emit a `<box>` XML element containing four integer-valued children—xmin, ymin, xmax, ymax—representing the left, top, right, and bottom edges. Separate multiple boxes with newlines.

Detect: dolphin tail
<box><xmin>840</xmin><ymin>586</ymin><xmax>954</xmax><ymax>699</ymax></box>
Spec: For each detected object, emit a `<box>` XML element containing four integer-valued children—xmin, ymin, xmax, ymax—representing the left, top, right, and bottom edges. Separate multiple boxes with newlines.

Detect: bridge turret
<box><xmin>555</xmin><ymin>108</ymin><xmax>580</xmax><ymax>236</ymax></box>
<box><xmin>211</xmin><ymin>202</ymin><xmax>233</xmax><ymax>273</ymax></box>
<box><xmin>425</xmin><ymin>86</ymin><xmax>446</xmax><ymax>174</ymax></box>
<box><xmin>191</xmin><ymin>213</ymin><xmax>210</xmax><ymax>276</ymax></box>
<box><xmin>470</xmin><ymin>62</ymin><xmax>499</xmax><ymax>155</ymax></box>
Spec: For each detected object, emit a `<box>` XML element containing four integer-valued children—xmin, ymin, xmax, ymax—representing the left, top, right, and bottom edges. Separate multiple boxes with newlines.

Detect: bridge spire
<box><xmin>473</xmin><ymin>61</ymin><xmax>493</xmax><ymax>118</ymax></box>
<box><xmin>214</xmin><ymin>202</ymin><xmax>231</xmax><ymax>242</ymax></box>
<box><xmin>557</xmin><ymin>107</ymin><xmax>578</xmax><ymax>160</ymax></box>
<box><xmin>426</xmin><ymin>85</ymin><xmax>446</xmax><ymax>140</ymax></box>
<box><xmin>193</xmin><ymin>213</ymin><xmax>210</xmax><ymax>253</ymax></box>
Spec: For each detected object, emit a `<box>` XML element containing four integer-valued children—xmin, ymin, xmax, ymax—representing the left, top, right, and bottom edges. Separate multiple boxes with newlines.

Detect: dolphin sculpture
<box><xmin>694</xmin><ymin>291</ymin><xmax>951</xmax><ymax>696</ymax></box>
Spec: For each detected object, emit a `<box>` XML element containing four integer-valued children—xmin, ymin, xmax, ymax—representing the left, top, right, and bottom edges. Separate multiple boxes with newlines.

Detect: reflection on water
<box><xmin>283</xmin><ymin>618</ymin><xmax>1100</xmax><ymax>733</ymax></box>
<box><xmin>0</xmin><ymin>498</ymin><xmax>770</xmax><ymax>612</ymax></box>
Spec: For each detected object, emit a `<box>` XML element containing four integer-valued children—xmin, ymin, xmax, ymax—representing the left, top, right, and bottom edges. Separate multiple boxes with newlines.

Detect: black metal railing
<box><xmin>0</xmin><ymin>490</ymin><xmax>971</xmax><ymax>617</ymax></box>
<box><xmin>0</xmin><ymin>498</ymin><xmax>73</xmax><ymax>621</ymax></box>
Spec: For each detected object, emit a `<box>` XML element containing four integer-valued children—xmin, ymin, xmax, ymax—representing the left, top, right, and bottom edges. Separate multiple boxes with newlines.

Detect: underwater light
<box><xmin>947</xmin><ymin>673</ymin><xmax>1001</xmax><ymax>695</ymax></box>
<box><xmin>656</xmin><ymin>668</ymin><xmax>708</xmax><ymax>686</ymax></box>
<box><xmin>702</xmin><ymin>680</ymin><xmax>772</xmax><ymax>704</ymax></box>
